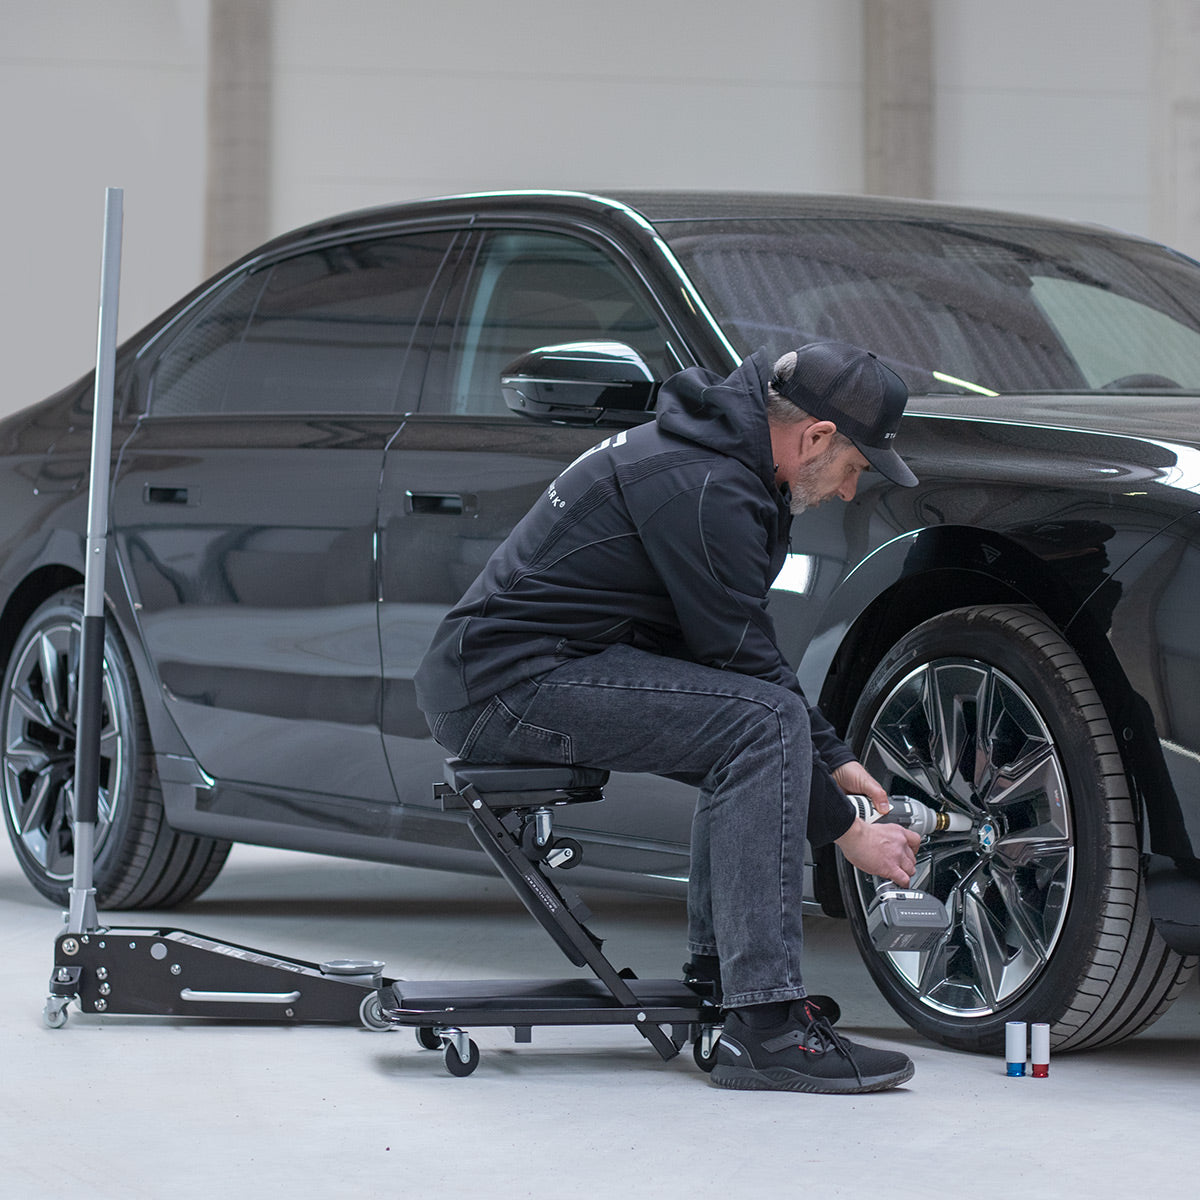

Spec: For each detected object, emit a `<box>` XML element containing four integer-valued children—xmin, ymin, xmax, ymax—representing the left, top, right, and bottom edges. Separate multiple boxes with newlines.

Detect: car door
<box><xmin>111</xmin><ymin>230</ymin><xmax>460</xmax><ymax>803</ymax></box>
<box><xmin>376</xmin><ymin>225</ymin><xmax>701</xmax><ymax>876</ymax></box>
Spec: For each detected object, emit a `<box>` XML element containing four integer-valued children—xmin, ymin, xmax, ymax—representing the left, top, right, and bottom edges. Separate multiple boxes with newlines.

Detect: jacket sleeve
<box><xmin>634</xmin><ymin>461</ymin><xmax>858</xmax><ymax>790</ymax></box>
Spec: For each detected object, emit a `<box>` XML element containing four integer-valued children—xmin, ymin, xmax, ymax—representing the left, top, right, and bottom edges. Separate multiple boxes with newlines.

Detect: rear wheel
<box><xmin>838</xmin><ymin>604</ymin><xmax>1194</xmax><ymax>1052</ymax></box>
<box><xmin>1</xmin><ymin>588</ymin><xmax>230</xmax><ymax>909</ymax></box>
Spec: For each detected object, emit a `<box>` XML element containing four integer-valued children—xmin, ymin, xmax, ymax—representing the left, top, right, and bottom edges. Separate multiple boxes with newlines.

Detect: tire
<box><xmin>838</xmin><ymin>604</ymin><xmax>1195</xmax><ymax>1053</ymax></box>
<box><xmin>1</xmin><ymin>588</ymin><xmax>231</xmax><ymax>910</ymax></box>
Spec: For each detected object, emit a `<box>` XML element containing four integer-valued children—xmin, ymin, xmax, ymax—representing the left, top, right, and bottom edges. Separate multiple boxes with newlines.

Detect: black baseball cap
<box><xmin>771</xmin><ymin>341</ymin><xmax>918</xmax><ymax>487</ymax></box>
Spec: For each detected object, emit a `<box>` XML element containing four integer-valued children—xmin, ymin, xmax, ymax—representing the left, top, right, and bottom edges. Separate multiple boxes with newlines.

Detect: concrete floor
<box><xmin>3</xmin><ymin>838</ymin><xmax>1199</xmax><ymax>1200</ymax></box>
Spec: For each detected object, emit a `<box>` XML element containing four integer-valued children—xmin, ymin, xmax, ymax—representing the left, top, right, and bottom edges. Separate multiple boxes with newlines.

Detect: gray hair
<box><xmin>766</xmin><ymin>350</ymin><xmax>853</xmax><ymax>447</ymax></box>
<box><xmin>766</xmin><ymin>351</ymin><xmax>809</xmax><ymax>426</ymax></box>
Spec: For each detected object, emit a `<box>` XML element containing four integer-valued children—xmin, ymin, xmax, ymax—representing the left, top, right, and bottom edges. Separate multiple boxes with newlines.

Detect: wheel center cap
<box><xmin>977</xmin><ymin>820</ymin><xmax>998</xmax><ymax>854</ymax></box>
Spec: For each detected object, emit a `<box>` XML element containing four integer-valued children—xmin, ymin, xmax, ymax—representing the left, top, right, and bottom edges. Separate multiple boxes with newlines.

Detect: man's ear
<box><xmin>798</xmin><ymin>419</ymin><xmax>838</xmax><ymax>462</ymax></box>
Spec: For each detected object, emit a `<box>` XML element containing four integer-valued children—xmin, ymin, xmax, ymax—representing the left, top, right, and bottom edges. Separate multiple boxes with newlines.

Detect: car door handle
<box><xmin>405</xmin><ymin>491</ymin><xmax>477</xmax><ymax>516</ymax></box>
<box><xmin>144</xmin><ymin>484</ymin><xmax>196</xmax><ymax>506</ymax></box>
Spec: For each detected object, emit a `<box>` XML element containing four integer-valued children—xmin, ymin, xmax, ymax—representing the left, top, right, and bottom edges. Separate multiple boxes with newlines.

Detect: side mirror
<box><xmin>501</xmin><ymin>341</ymin><xmax>658</xmax><ymax>426</ymax></box>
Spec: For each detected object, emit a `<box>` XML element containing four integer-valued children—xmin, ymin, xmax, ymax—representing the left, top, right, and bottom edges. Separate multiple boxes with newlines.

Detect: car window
<box><xmin>662</xmin><ymin>218</ymin><xmax>1200</xmax><ymax>397</ymax></box>
<box><xmin>438</xmin><ymin>230</ymin><xmax>674</xmax><ymax>416</ymax></box>
<box><xmin>147</xmin><ymin>232</ymin><xmax>457</xmax><ymax>417</ymax></box>
<box><xmin>1030</xmin><ymin>277</ymin><xmax>1200</xmax><ymax>389</ymax></box>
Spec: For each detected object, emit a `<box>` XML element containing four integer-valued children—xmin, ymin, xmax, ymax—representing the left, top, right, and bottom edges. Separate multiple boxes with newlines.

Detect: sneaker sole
<box><xmin>708</xmin><ymin>1060</ymin><xmax>914</xmax><ymax>1094</ymax></box>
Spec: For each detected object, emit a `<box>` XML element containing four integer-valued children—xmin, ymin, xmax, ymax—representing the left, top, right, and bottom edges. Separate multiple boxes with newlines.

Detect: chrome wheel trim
<box><xmin>3</xmin><ymin>617</ymin><xmax>126</xmax><ymax>882</ymax></box>
<box><xmin>854</xmin><ymin>658</ymin><xmax>1074</xmax><ymax>1017</ymax></box>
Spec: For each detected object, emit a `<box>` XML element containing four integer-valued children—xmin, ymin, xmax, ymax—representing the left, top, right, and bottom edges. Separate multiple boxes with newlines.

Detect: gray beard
<box><xmin>787</xmin><ymin>448</ymin><xmax>839</xmax><ymax>515</ymax></box>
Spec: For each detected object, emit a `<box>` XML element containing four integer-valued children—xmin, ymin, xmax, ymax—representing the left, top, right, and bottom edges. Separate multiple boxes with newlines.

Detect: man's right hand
<box><xmin>834</xmin><ymin>816</ymin><xmax>920</xmax><ymax>886</ymax></box>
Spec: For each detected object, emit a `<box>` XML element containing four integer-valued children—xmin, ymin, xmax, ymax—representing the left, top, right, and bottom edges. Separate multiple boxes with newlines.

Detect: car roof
<box><xmin>262</xmin><ymin>188</ymin><xmax>1144</xmax><ymax>259</ymax></box>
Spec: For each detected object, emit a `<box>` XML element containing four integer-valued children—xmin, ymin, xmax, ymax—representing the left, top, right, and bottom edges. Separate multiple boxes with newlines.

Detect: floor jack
<box><xmin>45</xmin><ymin>931</ymin><xmax>394</xmax><ymax>1029</ymax></box>
<box><xmin>42</xmin><ymin>188</ymin><xmax>395</xmax><ymax>1035</ymax></box>
<box><xmin>372</xmin><ymin>759</ymin><xmax>721</xmax><ymax>1076</ymax></box>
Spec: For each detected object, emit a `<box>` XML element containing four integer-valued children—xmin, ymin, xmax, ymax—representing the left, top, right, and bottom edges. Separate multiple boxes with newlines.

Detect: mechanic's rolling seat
<box><xmin>374</xmin><ymin>758</ymin><xmax>719</xmax><ymax>1076</ymax></box>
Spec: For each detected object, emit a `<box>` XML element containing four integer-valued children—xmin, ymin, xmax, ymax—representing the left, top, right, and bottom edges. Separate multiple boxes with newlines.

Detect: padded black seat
<box><xmin>441</xmin><ymin>758</ymin><xmax>608</xmax><ymax>810</ymax></box>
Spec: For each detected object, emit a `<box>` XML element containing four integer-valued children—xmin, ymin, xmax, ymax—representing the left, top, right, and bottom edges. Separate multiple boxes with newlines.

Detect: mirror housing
<box><xmin>501</xmin><ymin>341</ymin><xmax>658</xmax><ymax>426</ymax></box>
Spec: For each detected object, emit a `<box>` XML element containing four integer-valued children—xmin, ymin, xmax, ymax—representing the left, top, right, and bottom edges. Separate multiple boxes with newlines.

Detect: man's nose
<box><xmin>837</xmin><ymin>476</ymin><xmax>859</xmax><ymax>502</ymax></box>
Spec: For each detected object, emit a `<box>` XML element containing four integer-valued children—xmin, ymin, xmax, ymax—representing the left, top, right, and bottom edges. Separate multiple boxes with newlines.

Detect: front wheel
<box><xmin>1</xmin><ymin>588</ymin><xmax>230</xmax><ymax>909</ymax></box>
<box><xmin>838</xmin><ymin>604</ymin><xmax>1194</xmax><ymax>1052</ymax></box>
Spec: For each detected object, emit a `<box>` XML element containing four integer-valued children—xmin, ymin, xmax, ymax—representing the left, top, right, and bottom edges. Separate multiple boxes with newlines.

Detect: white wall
<box><xmin>0</xmin><ymin>3</ymin><xmax>208</xmax><ymax>413</ymax></box>
<box><xmin>0</xmin><ymin>0</ymin><xmax>1181</xmax><ymax>420</ymax></box>
<box><xmin>268</xmin><ymin>1</ymin><xmax>864</xmax><ymax>233</ymax></box>
<box><xmin>934</xmin><ymin>0</ymin><xmax>1152</xmax><ymax>232</ymax></box>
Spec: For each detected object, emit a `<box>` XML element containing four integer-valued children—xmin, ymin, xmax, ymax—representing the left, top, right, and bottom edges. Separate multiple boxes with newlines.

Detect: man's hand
<box><xmin>835</xmin><ymin>817</ymin><xmax>920</xmax><ymax>887</ymax></box>
<box><xmin>832</xmin><ymin>759</ymin><xmax>890</xmax><ymax>814</ymax></box>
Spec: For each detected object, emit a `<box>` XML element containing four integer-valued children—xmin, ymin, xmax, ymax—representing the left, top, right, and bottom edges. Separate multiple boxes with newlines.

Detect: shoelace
<box><xmin>762</xmin><ymin>1016</ymin><xmax>864</xmax><ymax>1084</ymax></box>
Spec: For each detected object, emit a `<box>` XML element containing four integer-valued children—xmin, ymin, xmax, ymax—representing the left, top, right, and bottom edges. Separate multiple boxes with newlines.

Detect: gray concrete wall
<box><xmin>2</xmin><ymin>1</ymin><xmax>1197</xmax><ymax>417</ymax></box>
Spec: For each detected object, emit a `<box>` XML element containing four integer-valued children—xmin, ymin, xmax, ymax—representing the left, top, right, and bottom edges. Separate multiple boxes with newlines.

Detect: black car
<box><xmin>4</xmin><ymin>189</ymin><xmax>1199</xmax><ymax>1054</ymax></box>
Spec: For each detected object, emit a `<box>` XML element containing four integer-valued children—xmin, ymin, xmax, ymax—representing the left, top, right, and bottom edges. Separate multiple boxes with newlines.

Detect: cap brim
<box><xmin>859</xmin><ymin>443</ymin><xmax>918</xmax><ymax>487</ymax></box>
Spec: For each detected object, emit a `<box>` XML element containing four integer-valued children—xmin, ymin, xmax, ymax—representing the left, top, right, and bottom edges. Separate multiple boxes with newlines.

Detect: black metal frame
<box><xmin>376</xmin><ymin>761</ymin><xmax>719</xmax><ymax>1073</ymax></box>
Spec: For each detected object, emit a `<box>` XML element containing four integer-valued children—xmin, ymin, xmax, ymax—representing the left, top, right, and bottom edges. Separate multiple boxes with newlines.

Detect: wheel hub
<box><xmin>976</xmin><ymin>819</ymin><xmax>998</xmax><ymax>855</ymax></box>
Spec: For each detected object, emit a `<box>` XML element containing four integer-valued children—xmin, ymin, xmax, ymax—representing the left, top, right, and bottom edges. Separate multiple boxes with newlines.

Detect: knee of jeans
<box><xmin>775</xmin><ymin>691</ymin><xmax>812</xmax><ymax>738</ymax></box>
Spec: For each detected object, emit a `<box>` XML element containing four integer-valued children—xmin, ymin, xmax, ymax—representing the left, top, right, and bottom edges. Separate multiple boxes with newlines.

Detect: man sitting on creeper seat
<box><xmin>415</xmin><ymin>340</ymin><xmax>921</xmax><ymax>1093</ymax></box>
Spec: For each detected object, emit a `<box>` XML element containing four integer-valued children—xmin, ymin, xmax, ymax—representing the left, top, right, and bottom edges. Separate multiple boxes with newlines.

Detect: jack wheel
<box><xmin>358</xmin><ymin>992</ymin><xmax>392</xmax><ymax>1031</ymax></box>
<box><xmin>443</xmin><ymin>1038</ymin><xmax>480</xmax><ymax>1077</ymax></box>
<box><xmin>415</xmin><ymin>1026</ymin><xmax>441</xmax><ymax>1051</ymax></box>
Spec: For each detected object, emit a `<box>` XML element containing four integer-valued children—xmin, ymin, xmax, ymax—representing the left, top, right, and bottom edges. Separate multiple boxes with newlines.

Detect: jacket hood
<box><xmin>655</xmin><ymin>349</ymin><xmax>777</xmax><ymax>491</ymax></box>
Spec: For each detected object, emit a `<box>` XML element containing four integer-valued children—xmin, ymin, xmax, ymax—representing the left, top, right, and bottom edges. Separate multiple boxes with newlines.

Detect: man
<box><xmin>415</xmin><ymin>340</ymin><xmax>922</xmax><ymax>1093</ymax></box>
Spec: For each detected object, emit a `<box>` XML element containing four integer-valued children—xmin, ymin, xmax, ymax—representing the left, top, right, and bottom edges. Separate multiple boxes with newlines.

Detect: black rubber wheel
<box><xmin>443</xmin><ymin>1038</ymin><xmax>480</xmax><ymax>1077</ymax></box>
<box><xmin>692</xmin><ymin>1032</ymin><xmax>719</xmax><ymax>1073</ymax></box>
<box><xmin>838</xmin><ymin>604</ymin><xmax>1194</xmax><ymax>1053</ymax></box>
<box><xmin>1</xmin><ymin>589</ymin><xmax>231</xmax><ymax>909</ymax></box>
<box><xmin>415</xmin><ymin>1026</ymin><xmax>441</xmax><ymax>1051</ymax></box>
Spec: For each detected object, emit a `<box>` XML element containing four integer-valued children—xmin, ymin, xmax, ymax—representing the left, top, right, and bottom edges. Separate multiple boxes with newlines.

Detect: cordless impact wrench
<box><xmin>845</xmin><ymin>795</ymin><xmax>971</xmax><ymax>952</ymax></box>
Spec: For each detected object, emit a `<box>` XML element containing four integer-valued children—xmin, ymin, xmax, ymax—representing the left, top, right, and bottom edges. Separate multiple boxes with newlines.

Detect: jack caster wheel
<box><xmin>415</xmin><ymin>1026</ymin><xmax>441</xmax><ymax>1051</ymax></box>
<box><xmin>443</xmin><ymin>1038</ymin><xmax>480</xmax><ymax>1077</ymax></box>
<box><xmin>358</xmin><ymin>992</ymin><xmax>392</xmax><ymax>1031</ymax></box>
<box><xmin>43</xmin><ymin>1001</ymin><xmax>68</xmax><ymax>1030</ymax></box>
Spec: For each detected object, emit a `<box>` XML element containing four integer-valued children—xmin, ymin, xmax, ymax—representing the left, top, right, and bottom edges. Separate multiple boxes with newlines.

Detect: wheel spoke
<box><xmin>37</xmin><ymin>633</ymin><xmax>68</xmax><ymax>724</ymax></box>
<box><xmin>9</xmin><ymin>681</ymin><xmax>55</xmax><ymax>732</ymax></box>
<box><xmin>927</xmin><ymin>662</ymin><xmax>990</xmax><ymax>805</ymax></box>
<box><xmin>959</xmin><ymin>884</ymin><xmax>1005</xmax><ymax>1008</ymax></box>
<box><xmin>4</xmin><ymin>738</ymin><xmax>52</xmax><ymax>775</ymax></box>
<box><xmin>15</xmin><ymin>769</ymin><xmax>55</xmax><ymax>838</ymax></box>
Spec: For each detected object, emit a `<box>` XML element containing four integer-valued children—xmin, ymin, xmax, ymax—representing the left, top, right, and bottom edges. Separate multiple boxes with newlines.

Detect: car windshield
<box><xmin>661</xmin><ymin>216</ymin><xmax>1200</xmax><ymax>396</ymax></box>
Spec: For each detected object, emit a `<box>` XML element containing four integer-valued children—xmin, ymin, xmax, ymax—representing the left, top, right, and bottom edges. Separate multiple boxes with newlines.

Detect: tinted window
<box><xmin>663</xmin><ymin>218</ymin><xmax>1200</xmax><ymax>396</ymax></box>
<box><xmin>148</xmin><ymin>232</ymin><xmax>456</xmax><ymax>416</ymax></box>
<box><xmin>439</xmin><ymin>230</ymin><xmax>673</xmax><ymax>416</ymax></box>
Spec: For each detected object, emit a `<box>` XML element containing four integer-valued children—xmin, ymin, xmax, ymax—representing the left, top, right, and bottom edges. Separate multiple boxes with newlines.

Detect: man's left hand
<box><xmin>832</xmin><ymin>760</ymin><xmax>890</xmax><ymax>814</ymax></box>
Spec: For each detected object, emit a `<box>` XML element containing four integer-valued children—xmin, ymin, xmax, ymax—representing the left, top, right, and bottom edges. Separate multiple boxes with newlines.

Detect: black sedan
<box><xmin>4</xmin><ymin>190</ymin><xmax>1199</xmax><ymax>1054</ymax></box>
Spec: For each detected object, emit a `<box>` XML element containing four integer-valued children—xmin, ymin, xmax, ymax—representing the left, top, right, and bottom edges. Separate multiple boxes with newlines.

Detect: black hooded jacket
<box><xmin>414</xmin><ymin>349</ymin><xmax>856</xmax><ymax>843</ymax></box>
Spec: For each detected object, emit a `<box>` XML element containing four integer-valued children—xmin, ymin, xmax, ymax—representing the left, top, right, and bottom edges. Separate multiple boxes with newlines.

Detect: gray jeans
<box><xmin>428</xmin><ymin>643</ymin><xmax>818</xmax><ymax>1009</ymax></box>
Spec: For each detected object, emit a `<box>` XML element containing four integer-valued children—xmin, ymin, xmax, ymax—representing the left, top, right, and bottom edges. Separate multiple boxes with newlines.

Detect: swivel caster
<box><xmin>692</xmin><ymin>1027</ymin><xmax>720</xmax><ymax>1073</ymax></box>
<box><xmin>443</xmin><ymin>1037</ymin><xmax>480</xmax><ymax>1077</ymax></box>
<box><xmin>415</xmin><ymin>1026</ymin><xmax>441</xmax><ymax>1051</ymax></box>
<box><xmin>43</xmin><ymin>998</ymin><xmax>69</xmax><ymax>1030</ymax></box>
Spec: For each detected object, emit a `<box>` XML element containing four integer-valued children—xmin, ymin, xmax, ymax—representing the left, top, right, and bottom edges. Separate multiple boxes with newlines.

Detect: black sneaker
<box><xmin>681</xmin><ymin>962</ymin><xmax>842</xmax><ymax>1026</ymax></box>
<box><xmin>710</xmin><ymin>1003</ymin><xmax>914</xmax><ymax>1093</ymax></box>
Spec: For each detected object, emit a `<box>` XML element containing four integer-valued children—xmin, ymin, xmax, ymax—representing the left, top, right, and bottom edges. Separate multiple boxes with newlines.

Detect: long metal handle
<box><xmin>67</xmin><ymin>187</ymin><xmax>123</xmax><ymax>936</ymax></box>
